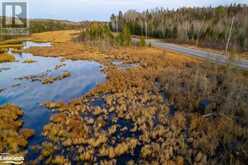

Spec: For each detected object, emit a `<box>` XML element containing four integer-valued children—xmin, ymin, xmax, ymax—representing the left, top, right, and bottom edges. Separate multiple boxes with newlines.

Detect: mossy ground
<box><xmin>4</xmin><ymin>30</ymin><xmax>248</xmax><ymax>164</ymax></box>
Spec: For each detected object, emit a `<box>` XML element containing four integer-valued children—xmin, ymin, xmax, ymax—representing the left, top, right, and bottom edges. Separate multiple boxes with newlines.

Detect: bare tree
<box><xmin>225</xmin><ymin>17</ymin><xmax>235</xmax><ymax>58</ymax></box>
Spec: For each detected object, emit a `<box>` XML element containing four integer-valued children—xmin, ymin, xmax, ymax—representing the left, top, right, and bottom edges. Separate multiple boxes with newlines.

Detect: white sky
<box><xmin>2</xmin><ymin>0</ymin><xmax>248</xmax><ymax>21</ymax></box>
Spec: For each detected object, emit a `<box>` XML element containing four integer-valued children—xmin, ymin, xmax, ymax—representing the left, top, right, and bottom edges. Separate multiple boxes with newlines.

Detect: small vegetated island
<box><xmin>0</xmin><ymin>4</ymin><xmax>248</xmax><ymax>165</ymax></box>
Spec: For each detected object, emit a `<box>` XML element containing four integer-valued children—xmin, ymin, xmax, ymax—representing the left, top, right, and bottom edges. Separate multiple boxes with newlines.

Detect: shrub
<box><xmin>0</xmin><ymin>48</ymin><xmax>7</xmax><ymax>54</ymax></box>
<box><xmin>116</xmin><ymin>25</ymin><xmax>131</xmax><ymax>46</ymax></box>
<box><xmin>139</xmin><ymin>36</ymin><xmax>146</xmax><ymax>47</ymax></box>
<box><xmin>0</xmin><ymin>53</ymin><xmax>15</xmax><ymax>63</ymax></box>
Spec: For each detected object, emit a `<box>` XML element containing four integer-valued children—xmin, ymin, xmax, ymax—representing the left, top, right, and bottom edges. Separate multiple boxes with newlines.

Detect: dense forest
<box><xmin>77</xmin><ymin>22</ymin><xmax>141</xmax><ymax>48</ymax></box>
<box><xmin>110</xmin><ymin>4</ymin><xmax>248</xmax><ymax>52</ymax></box>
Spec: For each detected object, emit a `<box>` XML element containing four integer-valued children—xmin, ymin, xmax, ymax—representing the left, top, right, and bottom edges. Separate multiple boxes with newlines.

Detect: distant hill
<box><xmin>0</xmin><ymin>17</ymin><xmax>106</xmax><ymax>41</ymax></box>
<box><xmin>29</xmin><ymin>19</ymin><xmax>82</xmax><ymax>33</ymax></box>
<box><xmin>0</xmin><ymin>17</ymin><xmax>106</xmax><ymax>32</ymax></box>
<box><xmin>31</xmin><ymin>18</ymin><xmax>82</xmax><ymax>25</ymax></box>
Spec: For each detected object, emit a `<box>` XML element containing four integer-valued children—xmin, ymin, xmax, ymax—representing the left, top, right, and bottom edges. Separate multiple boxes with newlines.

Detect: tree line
<box><xmin>77</xmin><ymin>22</ymin><xmax>143</xmax><ymax>47</ymax></box>
<box><xmin>110</xmin><ymin>4</ymin><xmax>248</xmax><ymax>52</ymax></box>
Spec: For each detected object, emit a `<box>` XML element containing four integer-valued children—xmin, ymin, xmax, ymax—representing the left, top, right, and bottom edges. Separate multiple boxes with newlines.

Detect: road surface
<box><xmin>137</xmin><ymin>38</ymin><xmax>248</xmax><ymax>70</ymax></box>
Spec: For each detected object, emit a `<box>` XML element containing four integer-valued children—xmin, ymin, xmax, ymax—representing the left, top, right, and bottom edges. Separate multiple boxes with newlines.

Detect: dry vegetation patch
<box><xmin>0</xmin><ymin>104</ymin><xmax>34</xmax><ymax>156</ymax></box>
<box><xmin>0</xmin><ymin>53</ymin><xmax>15</xmax><ymax>63</ymax></box>
<box><xmin>29</xmin><ymin>30</ymin><xmax>78</xmax><ymax>43</ymax></box>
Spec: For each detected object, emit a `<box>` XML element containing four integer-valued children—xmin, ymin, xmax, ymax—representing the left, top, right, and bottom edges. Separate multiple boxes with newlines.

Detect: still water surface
<box><xmin>0</xmin><ymin>42</ymin><xmax>106</xmax><ymax>149</ymax></box>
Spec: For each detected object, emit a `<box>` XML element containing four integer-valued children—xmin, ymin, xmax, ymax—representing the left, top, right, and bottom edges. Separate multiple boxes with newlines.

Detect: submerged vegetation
<box><xmin>17</xmin><ymin>70</ymin><xmax>72</xmax><ymax>85</ymax></box>
<box><xmin>23</xmin><ymin>59</ymin><xmax>36</xmax><ymax>64</ymax></box>
<box><xmin>41</xmin><ymin>71</ymin><xmax>71</xmax><ymax>84</ymax></box>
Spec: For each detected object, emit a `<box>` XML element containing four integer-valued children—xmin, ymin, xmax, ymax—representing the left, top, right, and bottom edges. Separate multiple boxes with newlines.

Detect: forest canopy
<box><xmin>110</xmin><ymin>4</ymin><xmax>248</xmax><ymax>52</ymax></box>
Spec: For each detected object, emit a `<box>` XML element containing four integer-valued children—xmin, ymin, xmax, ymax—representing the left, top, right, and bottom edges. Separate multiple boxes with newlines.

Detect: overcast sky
<box><xmin>14</xmin><ymin>0</ymin><xmax>248</xmax><ymax>21</ymax></box>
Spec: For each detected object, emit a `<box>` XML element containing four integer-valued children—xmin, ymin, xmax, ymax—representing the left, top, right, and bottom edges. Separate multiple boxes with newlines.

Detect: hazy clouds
<box><xmin>27</xmin><ymin>0</ymin><xmax>248</xmax><ymax>21</ymax></box>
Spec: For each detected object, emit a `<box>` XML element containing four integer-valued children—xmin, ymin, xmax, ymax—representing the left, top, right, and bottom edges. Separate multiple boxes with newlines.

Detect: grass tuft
<box><xmin>0</xmin><ymin>53</ymin><xmax>16</xmax><ymax>63</ymax></box>
<box><xmin>0</xmin><ymin>44</ymin><xmax>23</xmax><ymax>49</ymax></box>
<box><xmin>12</xmin><ymin>49</ymin><xmax>24</xmax><ymax>54</ymax></box>
<box><xmin>23</xmin><ymin>59</ymin><xmax>36</xmax><ymax>63</ymax></box>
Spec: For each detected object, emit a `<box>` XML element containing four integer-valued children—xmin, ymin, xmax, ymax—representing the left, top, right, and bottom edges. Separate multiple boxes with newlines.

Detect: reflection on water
<box><xmin>0</xmin><ymin>42</ymin><xmax>106</xmax><ymax>149</ymax></box>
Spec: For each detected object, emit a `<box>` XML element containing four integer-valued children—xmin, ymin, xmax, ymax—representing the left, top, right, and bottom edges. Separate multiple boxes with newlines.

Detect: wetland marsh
<box><xmin>0</xmin><ymin>30</ymin><xmax>247</xmax><ymax>164</ymax></box>
<box><xmin>0</xmin><ymin>40</ymin><xmax>106</xmax><ymax>160</ymax></box>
